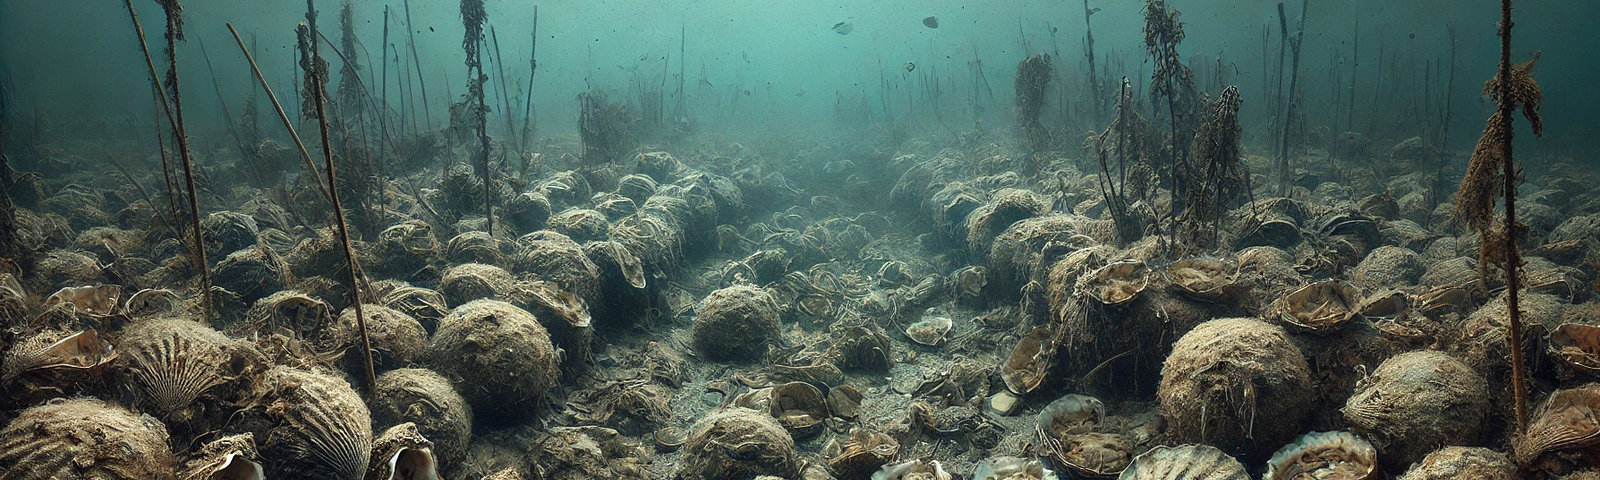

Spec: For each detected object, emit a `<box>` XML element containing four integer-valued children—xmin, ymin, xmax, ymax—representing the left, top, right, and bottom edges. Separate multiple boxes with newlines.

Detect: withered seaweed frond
<box><xmin>461</xmin><ymin>0</ymin><xmax>487</xmax><ymax>69</ymax></box>
<box><xmin>1454</xmin><ymin>54</ymin><xmax>1543</xmax><ymax>234</ymax></box>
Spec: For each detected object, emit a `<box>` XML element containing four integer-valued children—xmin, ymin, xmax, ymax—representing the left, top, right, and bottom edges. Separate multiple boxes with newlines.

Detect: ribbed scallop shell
<box><xmin>120</xmin><ymin>318</ymin><xmax>250</xmax><ymax>421</ymax></box>
<box><xmin>1515</xmin><ymin>383</ymin><xmax>1600</xmax><ymax>466</ymax></box>
<box><xmin>180</xmin><ymin>433</ymin><xmax>264</xmax><ymax>480</ymax></box>
<box><xmin>0</xmin><ymin>398</ymin><xmax>176</xmax><ymax>480</ymax></box>
<box><xmin>366</xmin><ymin>423</ymin><xmax>440</xmax><ymax>480</ymax></box>
<box><xmin>1117</xmin><ymin>445</ymin><xmax>1248</xmax><ymax>480</ymax></box>
<box><xmin>258</xmin><ymin>366</ymin><xmax>374</xmax><ymax>480</ymax></box>
<box><xmin>1263</xmin><ymin>431</ymin><xmax>1378</xmax><ymax>480</ymax></box>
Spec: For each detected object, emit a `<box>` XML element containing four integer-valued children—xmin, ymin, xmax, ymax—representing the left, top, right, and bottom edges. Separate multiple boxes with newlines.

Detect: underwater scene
<box><xmin>1</xmin><ymin>0</ymin><xmax>1599</xmax><ymax>479</ymax></box>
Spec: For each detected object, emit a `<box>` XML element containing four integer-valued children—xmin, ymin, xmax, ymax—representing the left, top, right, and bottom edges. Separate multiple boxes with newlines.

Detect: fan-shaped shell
<box><xmin>1080</xmin><ymin>260</ymin><xmax>1149</xmax><ymax>306</ymax></box>
<box><xmin>1036</xmin><ymin>394</ymin><xmax>1129</xmax><ymax>477</ymax></box>
<box><xmin>1271</xmin><ymin>280</ymin><xmax>1363</xmax><ymax>332</ymax></box>
<box><xmin>905</xmin><ymin>316</ymin><xmax>954</xmax><ymax>346</ymax></box>
<box><xmin>257</xmin><ymin>366</ymin><xmax>374</xmax><ymax>480</ymax></box>
<box><xmin>586</xmin><ymin>240</ymin><xmax>647</xmax><ymax>289</ymax></box>
<box><xmin>519</xmin><ymin>280</ymin><xmax>592</xmax><ymax>328</ymax></box>
<box><xmin>0</xmin><ymin>398</ymin><xmax>176</xmax><ymax>479</ymax></box>
<box><xmin>1164</xmin><ymin>257</ymin><xmax>1237</xmax><ymax>301</ymax></box>
<box><xmin>829</xmin><ymin>428</ymin><xmax>899</xmax><ymax>480</ymax></box>
<box><xmin>1357</xmin><ymin>290</ymin><xmax>1408</xmax><ymax>319</ymax></box>
<box><xmin>126</xmin><ymin>288</ymin><xmax>180</xmax><ymax>317</ymax></box>
<box><xmin>769</xmin><ymin>381</ymin><xmax>830</xmax><ymax>433</ymax></box>
<box><xmin>1515</xmin><ymin>383</ymin><xmax>1600</xmax><ymax>466</ymax></box>
<box><xmin>1</xmin><ymin>328</ymin><xmax>115</xmax><ymax>383</ymax></box>
<box><xmin>1037</xmin><ymin>394</ymin><xmax>1105</xmax><ymax>438</ymax></box>
<box><xmin>180</xmin><ymin>433</ymin><xmax>264</xmax><ymax>480</ymax></box>
<box><xmin>44</xmin><ymin>284</ymin><xmax>121</xmax><ymax>316</ymax></box>
<box><xmin>1003</xmin><ymin>325</ymin><xmax>1054</xmax><ymax>395</ymax></box>
<box><xmin>1263</xmin><ymin>431</ymin><xmax>1378</xmax><ymax>480</ymax></box>
<box><xmin>1551</xmin><ymin>325</ymin><xmax>1600</xmax><ymax>374</ymax></box>
<box><xmin>120</xmin><ymin>318</ymin><xmax>260</xmax><ymax>424</ymax></box>
<box><xmin>1117</xmin><ymin>445</ymin><xmax>1248</xmax><ymax>480</ymax></box>
<box><xmin>366</xmin><ymin>423</ymin><xmax>441</xmax><ymax>480</ymax></box>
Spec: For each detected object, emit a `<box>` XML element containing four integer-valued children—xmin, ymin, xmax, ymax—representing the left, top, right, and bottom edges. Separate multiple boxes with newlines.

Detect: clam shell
<box><xmin>973</xmin><ymin>456</ymin><xmax>1057</xmax><ymax>480</ymax></box>
<box><xmin>44</xmin><ymin>284</ymin><xmax>121</xmax><ymax>316</ymax></box>
<box><xmin>1263</xmin><ymin>431</ymin><xmax>1378</xmax><ymax>480</ymax></box>
<box><xmin>519</xmin><ymin>280</ymin><xmax>592</xmax><ymax>328</ymax></box>
<box><xmin>1271</xmin><ymin>280</ymin><xmax>1363</xmax><ymax>332</ymax></box>
<box><xmin>1356</xmin><ymin>290</ymin><xmax>1408</xmax><ymax>319</ymax></box>
<box><xmin>258</xmin><ymin>366</ymin><xmax>374</xmax><ymax>480</ymax></box>
<box><xmin>586</xmin><ymin>240</ymin><xmax>647</xmax><ymax>289</ymax></box>
<box><xmin>120</xmin><ymin>318</ymin><xmax>257</xmax><ymax>423</ymax></box>
<box><xmin>1163</xmin><ymin>257</ymin><xmax>1236</xmax><ymax>302</ymax></box>
<box><xmin>1515</xmin><ymin>383</ymin><xmax>1600</xmax><ymax>466</ymax></box>
<box><xmin>1552</xmin><ymin>324</ymin><xmax>1600</xmax><ymax>373</ymax></box>
<box><xmin>180</xmin><ymin>433</ymin><xmax>264</xmax><ymax>480</ymax></box>
<box><xmin>1037</xmin><ymin>394</ymin><xmax>1105</xmax><ymax>439</ymax></box>
<box><xmin>872</xmin><ymin>460</ymin><xmax>952</xmax><ymax>480</ymax></box>
<box><xmin>366</xmin><ymin>423</ymin><xmax>441</xmax><ymax>480</ymax></box>
<box><xmin>827</xmin><ymin>384</ymin><xmax>865</xmax><ymax>420</ymax></box>
<box><xmin>380</xmin><ymin>286</ymin><xmax>449</xmax><ymax>333</ymax></box>
<box><xmin>953</xmin><ymin>266</ymin><xmax>988</xmax><ymax>299</ymax></box>
<box><xmin>1002</xmin><ymin>325</ymin><xmax>1054</xmax><ymax>395</ymax></box>
<box><xmin>0</xmin><ymin>398</ymin><xmax>176</xmax><ymax>479</ymax></box>
<box><xmin>126</xmin><ymin>288</ymin><xmax>180</xmax><ymax>317</ymax></box>
<box><xmin>905</xmin><ymin>316</ymin><xmax>954</xmax><ymax>346</ymax></box>
<box><xmin>829</xmin><ymin>429</ymin><xmax>899</xmax><ymax>480</ymax></box>
<box><xmin>770</xmin><ymin>381</ymin><xmax>830</xmax><ymax>432</ymax></box>
<box><xmin>1080</xmin><ymin>260</ymin><xmax>1149</xmax><ymax>306</ymax></box>
<box><xmin>1</xmin><ymin>328</ymin><xmax>115</xmax><ymax>383</ymax></box>
<box><xmin>1117</xmin><ymin>445</ymin><xmax>1248</xmax><ymax>480</ymax></box>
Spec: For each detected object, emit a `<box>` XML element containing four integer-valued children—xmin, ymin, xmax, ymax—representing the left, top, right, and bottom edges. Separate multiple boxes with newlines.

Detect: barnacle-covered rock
<box><xmin>180</xmin><ymin>433</ymin><xmax>264</xmax><ymax>480</ymax></box>
<box><xmin>255</xmin><ymin>366</ymin><xmax>374</xmax><ymax>480</ymax></box>
<box><xmin>1158</xmin><ymin>318</ymin><xmax>1313</xmax><ymax>456</ymax></box>
<box><xmin>202</xmin><ymin>211</ymin><xmax>261</xmax><ymax>257</ymax></box>
<box><xmin>445</xmin><ymin>231</ymin><xmax>503</xmax><ymax>266</ymax></box>
<box><xmin>424</xmin><ymin>300</ymin><xmax>559</xmax><ymax>413</ymax></box>
<box><xmin>678</xmin><ymin>408</ymin><xmax>800</xmax><ymax>480</ymax></box>
<box><xmin>1342</xmin><ymin>351</ymin><xmax>1489</xmax><ymax>470</ymax></box>
<box><xmin>1117</xmin><ymin>445</ymin><xmax>1248</xmax><ymax>480</ymax></box>
<box><xmin>1395</xmin><ymin>447</ymin><xmax>1515</xmax><ymax>480</ymax></box>
<box><xmin>366</xmin><ymin>423</ymin><xmax>441</xmax><ymax>480</ymax></box>
<box><xmin>1515</xmin><ymin>383</ymin><xmax>1600</xmax><ymax>474</ymax></box>
<box><xmin>437</xmin><ymin>263</ymin><xmax>515</xmax><ymax>307</ymax></box>
<box><xmin>692</xmin><ymin>285</ymin><xmax>783</xmax><ymax>362</ymax></box>
<box><xmin>213</xmin><ymin>245</ymin><xmax>289</xmax><ymax>305</ymax></box>
<box><xmin>829</xmin><ymin>428</ymin><xmax>899</xmax><ymax>480</ymax></box>
<box><xmin>119</xmin><ymin>317</ymin><xmax>264</xmax><ymax>435</ymax></box>
<box><xmin>0</xmin><ymin>398</ymin><xmax>176</xmax><ymax>479</ymax></box>
<box><xmin>1262</xmin><ymin>431</ymin><xmax>1377</xmax><ymax>480</ymax></box>
<box><xmin>335</xmin><ymin>304</ymin><xmax>428</xmax><ymax>371</ymax></box>
<box><xmin>372</xmin><ymin>369</ymin><xmax>472</xmax><ymax>475</ymax></box>
<box><xmin>1269</xmin><ymin>280</ymin><xmax>1363</xmax><ymax>333</ymax></box>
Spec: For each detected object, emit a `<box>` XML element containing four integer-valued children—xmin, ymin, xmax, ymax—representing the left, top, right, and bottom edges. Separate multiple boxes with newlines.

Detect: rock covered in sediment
<box><xmin>334</xmin><ymin>303</ymin><xmax>428</xmax><ymax>371</ymax></box>
<box><xmin>692</xmin><ymin>285</ymin><xmax>783</xmax><ymax>362</ymax></box>
<box><xmin>1395</xmin><ymin>446</ymin><xmax>1515</xmax><ymax>480</ymax></box>
<box><xmin>437</xmin><ymin>262</ymin><xmax>516</xmax><ymax>307</ymax></box>
<box><xmin>371</xmin><ymin>368</ymin><xmax>473</xmax><ymax>476</ymax></box>
<box><xmin>0</xmin><ymin>398</ymin><xmax>177</xmax><ymax>479</ymax></box>
<box><xmin>677</xmin><ymin>408</ymin><xmax>800</xmax><ymax>480</ymax></box>
<box><xmin>1158</xmin><ymin>317</ymin><xmax>1313</xmax><ymax>457</ymax></box>
<box><xmin>1342</xmin><ymin>351</ymin><xmax>1489</xmax><ymax>471</ymax></box>
<box><xmin>425</xmin><ymin>299</ymin><xmax>560</xmax><ymax>413</ymax></box>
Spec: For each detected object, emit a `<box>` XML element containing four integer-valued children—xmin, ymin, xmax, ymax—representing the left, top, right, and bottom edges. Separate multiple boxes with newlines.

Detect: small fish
<box><xmin>923</xmin><ymin>16</ymin><xmax>938</xmax><ymax>29</ymax></box>
<box><xmin>743</xmin><ymin>89</ymin><xmax>752</xmax><ymax>96</ymax></box>
<box><xmin>428</xmin><ymin>26</ymin><xmax>434</xmax><ymax>32</ymax></box>
<box><xmin>1408</xmin><ymin>32</ymin><xmax>1416</xmax><ymax>39</ymax></box>
<box><xmin>832</xmin><ymin>21</ymin><xmax>853</xmax><ymax>35</ymax></box>
<box><xmin>905</xmin><ymin>62</ymin><xmax>915</xmax><ymax>72</ymax></box>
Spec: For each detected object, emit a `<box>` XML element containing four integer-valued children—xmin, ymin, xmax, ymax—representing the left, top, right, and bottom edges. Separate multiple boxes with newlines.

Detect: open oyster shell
<box><xmin>1263</xmin><ymin>431</ymin><xmax>1378</xmax><ymax>480</ymax></box>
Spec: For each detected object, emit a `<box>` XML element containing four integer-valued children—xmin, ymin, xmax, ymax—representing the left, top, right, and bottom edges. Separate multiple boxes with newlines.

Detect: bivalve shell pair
<box><xmin>1079</xmin><ymin>260</ymin><xmax>1150</xmax><ymax>306</ymax></box>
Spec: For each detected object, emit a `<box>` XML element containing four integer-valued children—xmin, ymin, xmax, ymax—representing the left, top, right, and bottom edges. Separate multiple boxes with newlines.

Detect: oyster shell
<box><xmin>1118</xmin><ymin>445</ymin><xmax>1248</xmax><ymax>480</ymax></box>
<box><xmin>1515</xmin><ymin>383</ymin><xmax>1600</xmax><ymax>467</ymax></box>
<box><xmin>180</xmin><ymin>433</ymin><xmax>264</xmax><ymax>480</ymax></box>
<box><xmin>679</xmin><ymin>408</ymin><xmax>801</xmax><ymax>480</ymax></box>
<box><xmin>1356</xmin><ymin>290</ymin><xmax>1408</xmax><ymax>319</ymax></box>
<box><xmin>1079</xmin><ymin>260</ymin><xmax>1149</xmax><ymax>306</ymax></box>
<box><xmin>1552</xmin><ymin>324</ymin><xmax>1600</xmax><ymax>374</ymax></box>
<box><xmin>257</xmin><ymin>366</ymin><xmax>374</xmax><ymax>480</ymax></box>
<box><xmin>829</xmin><ymin>428</ymin><xmax>899</xmax><ymax>480</ymax></box>
<box><xmin>871</xmin><ymin>459</ymin><xmax>952</xmax><ymax>480</ymax></box>
<box><xmin>367</xmin><ymin>423</ymin><xmax>441</xmax><ymax>480</ymax></box>
<box><xmin>445</xmin><ymin>231</ymin><xmax>503</xmax><ymax>265</ymax></box>
<box><xmin>126</xmin><ymin>288</ymin><xmax>180</xmax><ymax>317</ymax></box>
<box><xmin>0</xmin><ymin>398</ymin><xmax>176</xmax><ymax>479</ymax></box>
<box><xmin>44</xmin><ymin>284</ymin><xmax>121</xmax><ymax>316</ymax></box>
<box><xmin>1263</xmin><ymin>431</ymin><xmax>1378</xmax><ymax>480</ymax></box>
<box><xmin>973</xmin><ymin>456</ymin><xmax>1057</xmax><ymax>480</ymax></box>
<box><xmin>0</xmin><ymin>272</ymin><xmax>25</xmax><ymax>324</ymax></box>
<box><xmin>1271</xmin><ymin>280</ymin><xmax>1363</xmax><ymax>332</ymax></box>
<box><xmin>586</xmin><ymin>240</ymin><xmax>647</xmax><ymax>289</ymax></box>
<box><xmin>770</xmin><ymin>381</ymin><xmax>830</xmax><ymax>433</ymax></box>
<box><xmin>905</xmin><ymin>316</ymin><xmax>954</xmax><ymax>346</ymax></box>
<box><xmin>827</xmin><ymin>384</ymin><xmax>865</xmax><ymax>420</ymax></box>
<box><xmin>1002</xmin><ymin>325</ymin><xmax>1055</xmax><ymax>395</ymax></box>
<box><xmin>952</xmin><ymin>265</ymin><xmax>988</xmax><ymax>300</ymax></box>
<box><xmin>1341</xmin><ymin>351</ymin><xmax>1489</xmax><ymax>470</ymax></box>
<box><xmin>246</xmin><ymin>290</ymin><xmax>335</xmax><ymax>342</ymax></box>
<box><xmin>371</xmin><ymin>369</ymin><xmax>472</xmax><ymax>474</ymax></box>
<box><xmin>424</xmin><ymin>300</ymin><xmax>560</xmax><ymax>412</ymax></box>
<box><xmin>380</xmin><ymin>286</ymin><xmax>449</xmax><ymax>334</ymax></box>
<box><xmin>1036</xmin><ymin>394</ymin><xmax>1130</xmax><ymax>478</ymax></box>
<box><xmin>1</xmin><ymin>328</ymin><xmax>115</xmax><ymax>383</ymax></box>
<box><xmin>519</xmin><ymin>280</ymin><xmax>593</xmax><ymax>328</ymax></box>
<box><xmin>1037</xmin><ymin>395</ymin><xmax>1105</xmax><ymax>439</ymax></box>
<box><xmin>1163</xmin><ymin>257</ymin><xmax>1237</xmax><ymax>302</ymax></box>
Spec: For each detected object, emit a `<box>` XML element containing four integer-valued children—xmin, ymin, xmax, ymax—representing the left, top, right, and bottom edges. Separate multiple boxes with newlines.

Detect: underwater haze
<box><xmin>2</xmin><ymin>0</ymin><xmax>1600</xmax><ymax>479</ymax></box>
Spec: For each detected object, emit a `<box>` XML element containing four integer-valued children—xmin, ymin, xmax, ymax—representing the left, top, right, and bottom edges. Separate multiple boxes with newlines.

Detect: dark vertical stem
<box><xmin>490</xmin><ymin>26</ymin><xmax>516</xmax><ymax>141</ymax></box>
<box><xmin>380</xmin><ymin>6</ymin><xmax>390</xmax><ymax>157</ymax></box>
<box><xmin>1273</xmin><ymin>3</ymin><xmax>1288</xmax><ymax>145</ymax></box>
<box><xmin>150</xmin><ymin>0</ymin><xmax>212</xmax><ymax>324</ymax></box>
<box><xmin>1347</xmin><ymin>19</ymin><xmax>1358</xmax><ymax>132</ymax></box>
<box><xmin>520</xmin><ymin>7</ymin><xmax>538</xmax><ymax>161</ymax></box>
<box><xmin>304</xmin><ymin>1</ymin><xmax>377</xmax><ymax>398</ymax></box>
<box><xmin>1497</xmin><ymin>0</ymin><xmax>1526</xmax><ymax>435</ymax></box>
<box><xmin>228</xmin><ymin>23</ymin><xmax>331</xmax><ymax>200</ymax></box>
<box><xmin>404</xmin><ymin>0</ymin><xmax>431</xmax><ymax>129</ymax></box>
<box><xmin>1083</xmin><ymin>0</ymin><xmax>1102</xmax><ymax>128</ymax></box>
<box><xmin>125</xmin><ymin>0</ymin><xmax>183</xmax><ymax>227</ymax></box>
<box><xmin>1276</xmin><ymin>0</ymin><xmax>1307</xmax><ymax>197</ymax></box>
<box><xmin>1432</xmin><ymin>25</ymin><xmax>1457</xmax><ymax>214</ymax></box>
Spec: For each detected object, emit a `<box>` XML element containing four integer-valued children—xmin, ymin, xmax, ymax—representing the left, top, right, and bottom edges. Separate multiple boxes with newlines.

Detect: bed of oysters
<box><xmin>2</xmin><ymin>129</ymin><xmax>1600</xmax><ymax>480</ymax></box>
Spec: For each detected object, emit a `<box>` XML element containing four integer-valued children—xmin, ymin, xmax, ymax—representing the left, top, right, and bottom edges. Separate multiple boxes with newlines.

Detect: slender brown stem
<box><xmin>303</xmin><ymin>4</ymin><xmax>377</xmax><ymax>397</ymax></box>
<box><xmin>1497</xmin><ymin>0</ymin><xmax>1527</xmax><ymax>435</ymax></box>
<box><xmin>145</xmin><ymin>0</ymin><xmax>212</xmax><ymax>324</ymax></box>
<box><xmin>227</xmin><ymin>23</ymin><xmax>332</xmax><ymax>201</ymax></box>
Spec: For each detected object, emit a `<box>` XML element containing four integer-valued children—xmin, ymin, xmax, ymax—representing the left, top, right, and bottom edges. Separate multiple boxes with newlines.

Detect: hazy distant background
<box><xmin>2</xmin><ymin>0</ymin><xmax>1594</xmax><ymax>156</ymax></box>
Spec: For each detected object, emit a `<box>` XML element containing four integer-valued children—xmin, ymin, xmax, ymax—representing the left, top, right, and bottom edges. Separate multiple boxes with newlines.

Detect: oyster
<box><xmin>679</xmin><ymin>408</ymin><xmax>801</xmax><ymax>480</ymax></box>
<box><xmin>770</xmin><ymin>381</ymin><xmax>830</xmax><ymax>433</ymax></box>
<box><xmin>691</xmin><ymin>285</ymin><xmax>783</xmax><ymax>361</ymax></box>
<box><xmin>445</xmin><ymin>231</ymin><xmax>502</xmax><ymax>265</ymax></box>
<box><xmin>44</xmin><ymin>284</ymin><xmax>121</xmax><ymax>316</ymax></box>
<box><xmin>1515</xmin><ymin>383</ymin><xmax>1600</xmax><ymax>467</ymax></box>
<box><xmin>1551</xmin><ymin>324</ymin><xmax>1600</xmax><ymax>374</ymax></box>
<box><xmin>180</xmin><ymin>434</ymin><xmax>264</xmax><ymax>480</ymax></box>
<box><xmin>0</xmin><ymin>272</ymin><xmax>24</xmax><ymax>324</ymax></box>
<box><xmin>380</xmin><ymin>286</ymin><xmax>449</xmax><ymax>334</ymax></box>
<box><xmin>1079</xmin><ymin>260</ymin><xmax>1149</xmax><ymax>306</ymax></box>
<box><xmin>252</xmin><ymin>290</ymin><xmax>335</xmax><ymax>342</ymax></box>
<box><xmin>257</xmin><ymin>366</ymin><xmax>374</xmax><ymax>480</ymax></box>
<box><xmin>952</xmin><ymin>265</ymin><xmax>988</xmax><ymax>300</ymax></box>
<box><xmin>371</xmin><ymin>369</ymin><xmax>472</xmax><ymax>474</ymax></box>
<box><xmin>1002</xmin><ymin>326</ymin><xmax>1054</xmax><ymax>395</ymax></box>
<box><xmin>367</xmin><ymin>423</ymin><xmax>442</xmax><ymax>480</ymax></box>
<box><xmin>973</xmin><ymin>456</ymin><xmax>1057</xmax><ymax>480</ymax></box>
<box><xmin>126</xmin><ymin>288</ymin><xmax>180</xmax><ymax>317</ymax></box>
<box><xmin>829</xmin><ymin>428</ymin><xmax>899</xmax><ymax>480</ymax></box>
<box><xmin>1036</xmin><ymin>395</ymin><xmax>1130</xmax><ymax>478</ymax></box>
<box><xmin>1163</xmin><ymin>257</ymin><xmax>1237</xmax><ymax>302</ymax></box>
<box><xmin>586</xmin><ymin>240</ymin><xmax>647</xmax><ymax>289</ymax></box>
<box><xmin>519</xmin><ymin>280</ymin><xmax>593</xmax><ymax>328</ymax></box>
<box><xmin>1395</xmin><ymin>447</ymin><xmax>1515</xmax><ymax>480</ymax></box>
<box><xmin>1159</xmin><ymin>318</ymin><xmax>1314</xmax><ymax>456</ymax></box>
<box><xmin>905</xmin><ymin>316</ymin><xmax>954</xmax><ymax>346</ymax></box>
<box><xmin>828</xmin><ymin>384</ymin><xmax>866</xmax><ymax>420</ymax></box>
<box><xmin>0</xmin><ymin>398</ymin><xmax>176</xmax><ymax>479</ymax></box>
<box><xmin>1263</xmin><ymin>431</ymin><xmax>1378</xmax><ymax>480</ymax></box>
<box><xmin>1271</xmin><ymin>280</ymin><xmax>1363</xmax><ymax>332</ymax></box>
<box><xmin>1356</xmin><ymin>290</ymin><xmax>1408</xmax><ymax>319</ymax></box>
<box><xmin>1037</xmin><ymin>395</ymin><xmax>1104</xmax><ymax>439</ymax></box>
<box><xmin>871</xmin><ymin>460</ymin><xmax>952</xmax><ymax>480</ymax></box>
<box><xmin>1341</xmin><ymin>351</ymin><xmax>1489</xmax><ymax>470</ymax></box>
<box><xmin>1118</xmin><ymin>445</ymin><xmax>1248</xmax><ymax>480</ymax></box>
<box><xmin>1</xmin><ymin>328</ymin><xmax>115</xmax><ymax>383</ymax></box>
